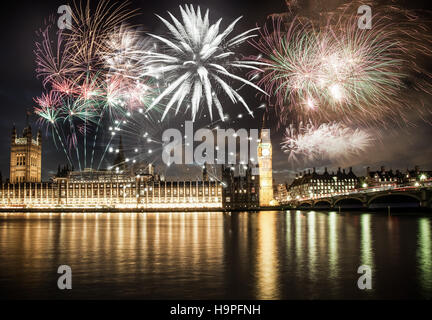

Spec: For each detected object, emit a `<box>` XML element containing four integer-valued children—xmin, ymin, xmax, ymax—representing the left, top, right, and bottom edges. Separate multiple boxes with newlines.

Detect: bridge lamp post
<box><xmin>362</xmin><ymin>183</ymin><xmax>368</xmax><ymax>188</ymax></box>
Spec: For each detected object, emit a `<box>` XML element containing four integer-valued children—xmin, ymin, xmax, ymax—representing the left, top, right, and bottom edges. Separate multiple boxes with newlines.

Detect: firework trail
<box><xmin>33</xmin><ymin>0</ymin><xmax>161</xmax><ymax>172</ymax></box>
<box><xmin>62</xmin><ymin>0</ymin><xmax>139</xmax><ymax>168</ymax></box>
<box><xmin>100</xmin><ymin>25</ymin><xmax>152</xmax><ymax>82</ymax></box>
<box><xmin>145</xmin><ymin>4</ymin><xmax>267</xmax><ymax>121</ymax></box>
<box><xmin>34</xmin><ymin>91</ymin><xmax>74</xmax><ymax>166</ymax></box>
<box><xmin>111</xmin><ymin>102</ymin><xmax>231</xmax><ymax>180</ymax></box>
<box><xmin>282</xmin><ymin>121</ymin><xmax>372</xmax><ymax>162</ymax></box>
<box><xmin>34</xmin><ymin>18</ymin><xmax>73</xmax><ymax>88</ymax></box>
<box><xmin>252</xmin><ymin>1</ymin><xmax>432</xmax><ymax>127</ymax></box>
<box><xmin>65</xmin><ymin>0</ymin><xmax>139</xmax><ymax>82</ymax></box>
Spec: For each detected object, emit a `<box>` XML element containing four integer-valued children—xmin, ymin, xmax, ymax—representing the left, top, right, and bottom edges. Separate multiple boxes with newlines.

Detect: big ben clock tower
<box><xmin>258</xmin><ymin>115</ymin><xmax>274</xmax><ymax>207</ymax></box>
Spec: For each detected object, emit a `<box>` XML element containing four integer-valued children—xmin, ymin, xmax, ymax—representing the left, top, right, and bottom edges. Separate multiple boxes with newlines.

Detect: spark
<box><xmin>145</xmin><ymin>5</ymin><xmax>267</xmax><ymax>121</ymax></box>
<box><xmin>282</xmin><ymin>121</ymin><xmax>372</xmax><ymax>162</ymax></box>
<box><xmin>252</xmin><ymin>6</ymin><xmax>432</xmax><ymax>127</ymax></box>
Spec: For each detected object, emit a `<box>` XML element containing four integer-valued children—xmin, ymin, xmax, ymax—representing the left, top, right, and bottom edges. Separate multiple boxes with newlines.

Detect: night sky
<box><xmin>1</xmin><ymin>0</ymin><xmax>432</xmax><ymax>184</ymax></box>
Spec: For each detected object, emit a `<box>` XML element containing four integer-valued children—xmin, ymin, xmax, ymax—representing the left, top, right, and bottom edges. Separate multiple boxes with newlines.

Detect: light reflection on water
<box><xmin>361</xmin><ymin>214</ymin><xmax>373</xmax><ymax>268</ymax></box>
<box><xmin>328</xmin><ymin>212</ymin><xmax>338</xmax><ymax>282</ymax></box>
<box><xmin>0</xmin><ymin>211</ymin><xmax>431</xmax><ymax>299</ymax></box>
<box><xmin>256</xmin><ymin>211</ymin><xmax>279</xmax><ymax>299</ymax></box>
<box><xmin>418</xmin><ymin>218</ymin><xmax>432</xmax><ymax>295</ymax></box>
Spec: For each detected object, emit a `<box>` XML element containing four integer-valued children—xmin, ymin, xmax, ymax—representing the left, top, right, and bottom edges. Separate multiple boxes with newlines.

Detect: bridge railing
<box><xmin>281</xmin><ymin>183</ymin><xmax>430</xmax><ymax>204</ymax></box>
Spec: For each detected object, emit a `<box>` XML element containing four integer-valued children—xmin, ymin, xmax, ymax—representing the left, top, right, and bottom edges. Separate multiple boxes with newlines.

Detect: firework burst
<box><xmin>146</xmin><ymin>4</ymin><xmax>267</xmax><ymax>121</ymax></box>
<box><xmin>65</xmin><ymin>0</ymin><xmax>139</xmax><ymax>82</ymax></box>
<box><xmin>33</xmin><ymin>0</ymin><xmax>151</xmax><ymax>171</ymax></box>
<box><xmin>34</xmin><ymin>91</ymin><xmax>62</xmax><ymax>125</ymax></box>
<box><xmin>34</xmin><ymin>19</ymin><xmax>73</xmax><ymax>87</ymax></box>
<box><xmin>252</xmin><ymin>2</ymin><xmax>432</xmax><ymax>127</ymax></box>
<box><xmin>282</xmin><ymin>121</ymin><xmax>372</xmax><ymax>162</ymax></box>
<box><xmin>101</xmin><ymin>25</ymin><xmax>151</xmax><ymax>80</ymax></box>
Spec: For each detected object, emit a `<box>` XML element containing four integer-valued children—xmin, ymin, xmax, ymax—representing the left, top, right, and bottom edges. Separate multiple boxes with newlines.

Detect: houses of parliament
<box><xmin>9</xmin><ymin>125</ymin><xmax>42</xmax><ymax>183</ymax></box>
<box><xmin>0</xmin><ymin>121</ymin><xmax>275</xmax><ymax>210</ymax></box>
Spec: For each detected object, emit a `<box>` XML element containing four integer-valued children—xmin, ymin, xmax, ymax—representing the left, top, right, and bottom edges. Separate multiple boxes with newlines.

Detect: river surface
<box><xmin>0</xmin><ymin>211</ymin><xmax>431</xmax><ymax>299</ymax></box>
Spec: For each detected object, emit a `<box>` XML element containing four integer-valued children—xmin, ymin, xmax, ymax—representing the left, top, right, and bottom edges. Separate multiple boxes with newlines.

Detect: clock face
<box><xmin>262</xmin><ymin>148</ymin><xmax>270</xmax><ymax>156</ymax></box>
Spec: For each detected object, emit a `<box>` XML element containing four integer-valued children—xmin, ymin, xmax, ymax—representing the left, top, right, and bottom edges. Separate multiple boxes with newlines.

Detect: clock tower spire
<box><xmin>258</xmin><ymin>112</ymin><xmax>274</xmax><ymax>206</ymax></box>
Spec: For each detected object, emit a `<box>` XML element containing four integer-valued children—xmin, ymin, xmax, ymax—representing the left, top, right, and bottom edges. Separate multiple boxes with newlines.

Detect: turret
<box><xmin>37</xmin><ymin>130</ymin><xmax>42</xmax><ymax>146</ymax></box>
<box><xmin>10</xmin><ymin>117</ymin><xmax>42</xmax><ymax>183</ymax></box>
<box><xmin>23</xmin><ymin>124</ymin><xmax>32</xmax><ymax>142</ymax></box>
<box><xmin>11</xmin><ymin>126</ymin><xmax>16</xmax><ymax>144</ymax></box>
<box><xmin>202</xmin><ymin>162</ymin><xmax>209</xmax><ymax>181</ymax></box>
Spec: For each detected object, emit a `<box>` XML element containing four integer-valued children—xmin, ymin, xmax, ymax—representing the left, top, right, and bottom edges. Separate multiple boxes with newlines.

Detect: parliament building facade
<box><xmin>1</xmin><ymin>123</ymin><xmax>275</xmax><ymax>210</ymax></box>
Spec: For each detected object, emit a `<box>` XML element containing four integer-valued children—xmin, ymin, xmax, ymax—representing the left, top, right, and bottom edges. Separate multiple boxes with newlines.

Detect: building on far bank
<box><xmin>287</xmin><ymin>167</ymin><xmax>358</xmax><ymax>200</ymax></box>
<box><xmin>3</xmin><ymin>116</ymin><xmax>279</xmax><ymax>209</ymax></box>
<box><xmin>221</xmin><ymin>164</ymin><xmax>259</xmax><ymax>210</ymax></box>
<box><xmin>1</xmin><ymin>166</ymin><xmax>222</xmax><ymax>209</ymax></box>
<box><xmin>275</xmin><ymin>183</ymin><xmax>289</xmax><ymax>203</ymax></box>
<box><xmin>404</xmin><ymin>166</ymin><xmax>432</xmax><ymax>185</ymax></box>
<box><xmin>364</xmin><ymin>166</ymin><xmax>432</xmax><ymax>188</ymax></box>
<box><xmin>363</xmin><ymin>166</ymin><xmax>404</xmax><ymax>188</ymax></box>
<box><xmin>9</xmin><ymin>124</ymin><xmax>42</xmax><ymax>183</ymax></box>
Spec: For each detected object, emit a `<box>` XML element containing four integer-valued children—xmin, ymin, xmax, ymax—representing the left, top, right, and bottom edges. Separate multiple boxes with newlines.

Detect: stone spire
<box><xmin>202</xmin><ymin>162</ymin><xmax>209</xmax><ymax>181</ymax></box>
<box><xmin>11</xmin><ymin>125</ymin><xmax>16</xmax><ymax>143</ymax></box>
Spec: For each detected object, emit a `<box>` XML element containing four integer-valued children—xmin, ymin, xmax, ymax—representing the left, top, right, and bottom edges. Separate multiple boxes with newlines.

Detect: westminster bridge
<box><xmin>282</xmin><ymin>186</ymin><xmax>432</xmax><ymax>210</ymax></box>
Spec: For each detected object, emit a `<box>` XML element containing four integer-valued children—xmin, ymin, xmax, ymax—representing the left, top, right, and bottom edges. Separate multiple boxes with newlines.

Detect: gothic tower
<box><xmin>202</xmin><ymin>162</ymin><xmax>209</xmax><ymax>182</ymax></box>
<box><xmin>258</xmin><ymin>113</ymin><xmax>274</xmax><ymax>206</ymax></box>
<box><xmin>10</xmin><ymin>122</ymin><xmax>42</xmax><ymax>183</ymax></box>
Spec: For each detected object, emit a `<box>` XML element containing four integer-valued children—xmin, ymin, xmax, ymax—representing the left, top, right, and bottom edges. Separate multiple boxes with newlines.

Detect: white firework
<box><xmin>146</xmin><ymin>5</ymin><xmax>267</xmax><ymax>121</ymax></box>
<box><xmin>102</xmin><ymin>24</ymin><xmax>152</xmax><ymax>81</ymax></box>
<box><xmin>282</xmin><ymin>121</ymin><xmax>372</xmax><ymax>162</ymax></box>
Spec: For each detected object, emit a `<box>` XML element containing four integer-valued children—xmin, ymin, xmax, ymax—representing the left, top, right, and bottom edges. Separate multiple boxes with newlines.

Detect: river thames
<box><xmin>0</xmin><ymin>211</ymin><xmax>431</xmax><ymax>299</ymax></box>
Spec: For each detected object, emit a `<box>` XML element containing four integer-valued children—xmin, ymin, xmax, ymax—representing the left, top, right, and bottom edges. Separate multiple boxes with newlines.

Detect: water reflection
<box><xmin>0</xmin><ymin>211</ymin><xmax>430</xmax><ymax>299</ymax></box>
<box><xmin>295</xmin><ymin>211</ymin><xmax>304</xmax><ymax>279</ymax></box>
<box><xmin>328</xmin><ymin>212</ymin><xmax>338</xmax><ymax>280</ymax></box>
<box><xmin>360</xmin><ymin>214</ymin><xmax>374</xmax><ymax>267</ymax></box>
<box><xmin>256</xmin><ymin>212</ymin><xmax>280</xmax><ymax>299</ymax></box>
<box><xmin>307</xmin><ymin>212</ymin><xmax>317</xmax><ymax>282</ymax></box>
<box><xmin>418</xmin><ymin>218</ymin><xmax>432</xmax><ymax>297</ymax></box>
<box><xmin>285</xmin><ymin>211</ymin><xmax>291</xmax><ymax>266</ymax></box>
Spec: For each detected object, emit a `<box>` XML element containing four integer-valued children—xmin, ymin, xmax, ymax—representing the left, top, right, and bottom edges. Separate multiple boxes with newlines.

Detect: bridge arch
<box><xmin>314</xmin><ymin>200</ymin><xmax>332</xmax><ymax>208</ymax></box>
<box><xmin>297</xmin><ymin>201</ymin><xmax>312</xmax><ymax>208</ymax></box>
<box><xmin>334</xmin><ymin>197</ymin><xmax>364</xmax><ymax>209</ymax></box>
<box><xmin>368</xmin><ymin>193</ymin><xmax>421</xmax><ymax>208</ymax></box>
